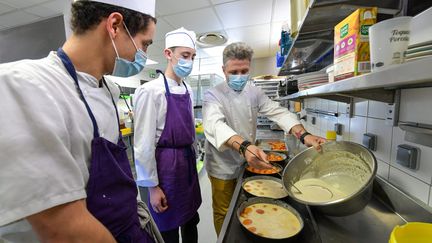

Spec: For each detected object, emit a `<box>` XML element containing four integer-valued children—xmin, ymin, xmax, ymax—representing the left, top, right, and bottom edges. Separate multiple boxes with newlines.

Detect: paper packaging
<box><xmin>334</xmin><ymin>8</ymin><xmax>377</xmax><ymax>81</ymax></box>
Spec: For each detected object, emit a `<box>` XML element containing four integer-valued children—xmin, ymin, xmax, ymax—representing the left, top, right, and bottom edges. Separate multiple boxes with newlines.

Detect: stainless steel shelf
<box><xmin>279</xmin><ymin>57</ymin><xmax>432</xmax><ymax>103</ymax></box>
<box><xmin>278</xmin><ymin>0</ymin><xmax>401</xmax><ymax>76</ymax></box>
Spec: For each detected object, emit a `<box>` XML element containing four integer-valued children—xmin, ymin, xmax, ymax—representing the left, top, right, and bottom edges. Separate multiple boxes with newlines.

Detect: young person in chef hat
<box><xmin>134</xmin><ymin>27</ymin><xmax>202</xmax><ymax>243</ymax></box>
<box><xmin>0</xmin><ymin>1</ymin><xmax>164</xmax><ymax>242</ymax></box>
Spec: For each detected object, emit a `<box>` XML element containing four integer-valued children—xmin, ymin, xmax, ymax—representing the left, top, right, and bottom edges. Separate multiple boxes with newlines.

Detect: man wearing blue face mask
<box><xmin>202</xmin><ymin>42</ymin><xmax>326</xmax><ymax>235</ymax></box>
<box><xmin>0</xmin><ymin>1</ymin><xmax>163</xmax><ymax>243</ymax></box>
<box><xmin>134</xmin><ymin>27</ymin><xmax>201</xmax><ymax>243</ymax></box>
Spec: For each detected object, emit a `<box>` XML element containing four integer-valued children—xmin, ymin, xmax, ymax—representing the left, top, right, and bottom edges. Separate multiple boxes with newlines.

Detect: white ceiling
<box><xmin>0</xmin><ymin>0</ymin><xmax>291</xmax><ymax>75</ymax></box>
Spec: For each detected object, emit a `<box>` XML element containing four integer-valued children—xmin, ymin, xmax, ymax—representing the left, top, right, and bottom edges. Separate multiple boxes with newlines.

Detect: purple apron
<box><xmin>149</xmin><ymin>71</ymin><xmax>202</xmax><ymax>231</ymax></box>
<box><xmin>57</xmin><ymin>49</ymin><xmax>154</xmax><ymax>243</ymax></box>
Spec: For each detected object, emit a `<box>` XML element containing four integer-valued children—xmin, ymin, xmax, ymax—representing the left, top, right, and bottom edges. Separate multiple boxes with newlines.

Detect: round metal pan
<box><xmin>236</xmin><ymin>197</ymin><xmax>304</xmax><ymax>242</ymax></box>
<box><xmin>245</xmin><ymin>163</ymin><xmax>284</xmax><ymax>177</ymax></box>
<box><xmin>266</xmin><ymin>151</ymin><xmax>287</xmax><ymax>163</ymax></box>
<box><xmin>242</xmin><ymin>175</ymin><xmax>288</xmax><ymax>199</ymax></box>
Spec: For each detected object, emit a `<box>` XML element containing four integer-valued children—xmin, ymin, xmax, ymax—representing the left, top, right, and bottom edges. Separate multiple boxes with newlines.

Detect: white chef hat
<box><xmin>76</xmin><ymin>0</ymin><xmax>155</xmax><ymax>17</ymax></box>
<box><xmin>165</xmin><ymin>27</ymin><xmax>197</xmax><ymax>50</ymax></box>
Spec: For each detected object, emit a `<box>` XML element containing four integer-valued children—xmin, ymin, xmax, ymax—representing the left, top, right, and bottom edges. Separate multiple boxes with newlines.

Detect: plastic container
<box><xmin>326</xmin><ymin>131</ymin><xmax>337</xmax><ymax>141</ymax></box>
<box><xmin>389</xmin><ymin>222</ymin><xmax>432</xmax><ymax>243</ymax></box>
<box><xmin>369</xmin><ymin>17</ymin><xmax>412</xmax><ymax>71</ymax></box>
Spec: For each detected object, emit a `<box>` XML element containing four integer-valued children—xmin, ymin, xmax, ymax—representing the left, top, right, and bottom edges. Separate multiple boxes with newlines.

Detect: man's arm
<box><xmin>225</xmin><ymin>135</ymin><xmax>273</xmax><ymax>170</ymax></box>
<box><xmin>256</xmin><ymin>89</ymin><xmax>326</xmax><ymax>150</ymax></box>
<box><xmin>27</xmin><ymin>199</ymin><xmax>116</xmax><ymax>243</ymax></box>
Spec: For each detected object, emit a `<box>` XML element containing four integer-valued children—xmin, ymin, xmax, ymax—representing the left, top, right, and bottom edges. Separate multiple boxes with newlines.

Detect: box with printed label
<box><xmin>334</xmin><ymin>7</ymin><xmax>377</xmax><ymax>81</ymax></box>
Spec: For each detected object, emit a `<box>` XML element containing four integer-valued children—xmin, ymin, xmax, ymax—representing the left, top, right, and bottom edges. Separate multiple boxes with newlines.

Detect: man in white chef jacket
<box><xmin>0</xmin><ymin>1</ymin><xmax>162</xmax><ymax>242</ymax></box>
<box><xmin>134</xmin><ymin>27</ymin><xmax>201</xmax><ymax>243</ymax></box>
<box><xmin>202</xmin><ymin>42</ymin><xmax>326</xmax><ymax>235</ymax></box>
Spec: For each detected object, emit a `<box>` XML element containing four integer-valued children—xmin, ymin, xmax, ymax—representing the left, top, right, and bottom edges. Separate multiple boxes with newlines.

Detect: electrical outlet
<box><xmin>385</xmin><ymin>103</ymin><xmax>397</xmax><ymax>126</ymax></box>
<box><xmin>385</xmin><ymin>90</ymin><xmax>400</xmax><ymax>126</ymax></box>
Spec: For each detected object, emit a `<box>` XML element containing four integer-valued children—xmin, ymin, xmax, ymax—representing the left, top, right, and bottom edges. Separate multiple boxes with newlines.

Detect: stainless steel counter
<box><xmin>217</xmin><ymin>131</ymin><xmax>432</xmax><ymax>243</ymax></box>
<box><xmin>217</xmin><ymin>167</ymin><xmax>432</xmax><ymax>243</ymax></box>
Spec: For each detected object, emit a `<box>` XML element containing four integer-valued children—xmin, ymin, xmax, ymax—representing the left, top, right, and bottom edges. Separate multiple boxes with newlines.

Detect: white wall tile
<box><xmin>377</xmin><ymin>159</ymin><xmax>390</xmax><ymax>180</ymax></box>
<box><xmin>353</xmin><ymin>98</ymin><xmax>368</xmax><ymax>117</ymax></box>
<box><xmin>303</xmin><ymin>99</ymin><xmax>309</xmax><ymax>109</ymax></box>
<box><xmin>391</xmin><ymin>127</ymin><xmax>432</xmax><ymax>184</ymax></box>
<box><xmin>389</xmin><ymin>166</ymin><xmax>430</xmax><ymax>204</ymax></box>
<box><xmin>326</xmin><ymin>116</ymin><xmax>338</xmax><ymax>131</ymax></box>
<box><xmin>310</xmin><ymin>126</ymin><xmax>319</xmax><ymax>137</ymax></box>
<box><xmin>367</xmin><ymin>118</ymin><xmax>393</xmax><ymax>163</ymax></box>
<box><xmin>328</xmin><ymin>101</ymin><xmax>338</xmax><ymax>112</ymax></box>
<box><xmin>307</xmin><ymin>98</ymin><xmax>316</xmax><ymax>109</ymax></box>
<box><xmin>320</xmin><ymin>99</ymin><xmax>329</xmax><ymax>111</ymax></box>
<box><xmin>337</xmin><ymin>114</ymin><xmax>350</xmax><ymax>141</ymax></box>
<box><xmin>319</xmin><ymin>116</ymin><xmax>327</xmax><ymax>132</ymax></box>
<box><xmin>315</xmin><ymin>98</ymin><xmax>323</xmax><ymax>110</ymax></box>
<box><xmin>338</xmin><ymin>102</ymin><xmax>348</xmax><ymax>114</ymax></box>
<box><xmin>368</xmin><ymin>100</ymin><xmax>388</xmax><ymax>119</ymax></box>
<box><xmin>349</xmin><ymin>116</ymin><xmax>367</xmax><ymax>144</ymax></box>
<box><xmin>400</xmin><ymin>87</ymin><xmax>432</xmax><ymax>124</ymax></box>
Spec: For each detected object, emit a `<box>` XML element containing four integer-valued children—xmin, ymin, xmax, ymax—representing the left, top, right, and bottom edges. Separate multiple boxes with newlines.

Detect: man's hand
<box><xmin>290</xmin><ymin>124</ymin><xmax>326</xmax><ymax>151</ymax></box>
<box><xmin>244</xmin><ymin>145</ymin><xmax>274</xmax><ymax>170</ymax></box>
<box><xmin>148</xmin><ymin>186</ymin><xmax>168</xmax><ymax>213</ymax></box>
<box><xmin>303</xmin><ymin>134</ymin><xmax>326</xmax><ymax>151</ymax></box>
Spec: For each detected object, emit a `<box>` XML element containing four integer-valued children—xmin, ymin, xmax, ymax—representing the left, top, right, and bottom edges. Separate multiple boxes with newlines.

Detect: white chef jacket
<box><xmin>133</xmin><ymin>75</ymin><xmax>195</xmax><ymax>187</ymax></box>
<box><xmin>203</xmin><ymin>82</ymin><xmax>300</xmax><ymax>180</ymax></box>
<box><xmin>0</xmin><ymin>52</ymin><xmax>120</xmax><ymax>242</ymax></box>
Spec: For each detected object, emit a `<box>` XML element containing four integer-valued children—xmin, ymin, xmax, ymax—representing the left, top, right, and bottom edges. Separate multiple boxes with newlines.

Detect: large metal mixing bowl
<box><xmin>282</xmin><ymin>141</ymin><xmax>377</xmax><ymax>216</ymax></box>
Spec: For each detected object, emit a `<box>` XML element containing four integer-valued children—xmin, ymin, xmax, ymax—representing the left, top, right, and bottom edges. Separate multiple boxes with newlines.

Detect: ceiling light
<box><xmin>196</xmin><ymin>32</ymin><xmax>228</xmax><ymax>48</ymax></box>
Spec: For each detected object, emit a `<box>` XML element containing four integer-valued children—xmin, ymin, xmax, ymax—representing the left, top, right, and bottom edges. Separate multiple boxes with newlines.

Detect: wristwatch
<box><xmin>299</xmin><ymin>132</ymin><xmax>311</xmax><ymax>144</ymax></box>
<box><xmin>239</xmin><ymin>140</ymin><xmax>252</xmax><ymax>157</ymax></box>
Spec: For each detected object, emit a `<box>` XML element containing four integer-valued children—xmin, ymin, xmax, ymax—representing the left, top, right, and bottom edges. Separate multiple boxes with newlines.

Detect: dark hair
<box><xmin>70</xmin><ymin>0</ymin><xmax>157</xmax><ymax>36</ymax></box>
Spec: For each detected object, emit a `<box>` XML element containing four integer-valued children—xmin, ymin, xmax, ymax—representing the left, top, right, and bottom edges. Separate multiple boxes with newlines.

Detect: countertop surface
<box><xmin>217</xmin><ymin>130</ymin><xmax>432</xmax><ymax>243</ymax></box>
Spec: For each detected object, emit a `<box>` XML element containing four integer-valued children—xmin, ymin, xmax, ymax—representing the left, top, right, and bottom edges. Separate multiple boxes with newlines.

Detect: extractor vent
<box><xmin>196</xmin><ymin>32</ymin><xmax>227</xmax><ymax>47</ymax></box>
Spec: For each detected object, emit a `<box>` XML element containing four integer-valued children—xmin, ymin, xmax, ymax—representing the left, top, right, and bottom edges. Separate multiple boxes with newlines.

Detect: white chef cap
<box><xmin>165</xmin><ymin>27</ymin><xmax>197</xmax><ymax>50</ymax></box>
<box><xmin>76</xmin><ymin>0</ymin><xmax>155</xmax><ymax>17</ymax></box>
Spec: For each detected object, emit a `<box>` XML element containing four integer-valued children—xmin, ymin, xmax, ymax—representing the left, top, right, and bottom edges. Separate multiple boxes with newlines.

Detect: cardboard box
<box><xmin>334</xmin><ymin>8</ymin><xmax>377</xmax><ymax>81</ymax></box>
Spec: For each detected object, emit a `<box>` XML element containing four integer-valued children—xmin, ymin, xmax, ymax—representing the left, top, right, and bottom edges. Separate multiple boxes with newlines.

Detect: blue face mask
<box><xmin>110</xmin><ymin>23</ymin><xmax>147</xmax><ymax>77</ymax></box>
<box><xmin>112</xmin><ymin>50</ymin><xmax>147</xmax><ymax>77</ymax></box>
<box><xmin>228</xmin><ymin>74</ymin><xmax>249</xmax><ymax>91</ymax></box>
<box><xmin>173</xmin><ymin>57</ymin><xmax>193</xmax><ymax>78</ymax></box>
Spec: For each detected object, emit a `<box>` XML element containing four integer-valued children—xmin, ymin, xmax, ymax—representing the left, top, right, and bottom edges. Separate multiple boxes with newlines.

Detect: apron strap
<box><xmin>156</xmin><ymin>70</ymin><xmax>170</xmax><ymax>96</ymax></box>
<box><xmin>102</xmin><ymin>77</ymin><xmax>122</xmax><ymax>135</ymax></box>
<box><xmin>57</xmin><ymin>48</ymin><xmax>100</xmax><ymax>138</ymax></box>
<box><xmin>156</xmin><ymin>69</ymin><xmax>189</xmax><ymax>95</ymax></box>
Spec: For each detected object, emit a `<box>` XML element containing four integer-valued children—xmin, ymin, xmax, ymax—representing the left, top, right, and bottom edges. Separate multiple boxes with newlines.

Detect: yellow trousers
<box><xmin>208</xmin><ymin>176</ymin><xmax>237</xmax><ymax>236</ymax></box>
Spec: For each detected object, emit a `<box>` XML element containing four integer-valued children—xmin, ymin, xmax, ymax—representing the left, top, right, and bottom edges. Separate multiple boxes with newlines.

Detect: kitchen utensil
<box><xmin>369</xmin><ymin>16</ymin><xmax>412</xmax><ymax>71</ymax></box>
<box><xmin>282</xmin><ymin>141</ymin><xmax>377</xmax><ymax>216</ymax></box>
<box><xmin>237</xmin><ymin>197</ymin><xmax>304</xmax><ymax>241</ymax></box>
<box><xmin>389</xmin><ymin>222</ymin><xmax>432</xmax><ymax>243</ymax></box>
<box><xmin>242</xmin><ymin>176</ymin><xmax>289</xmax><ymax>199</ymax></box>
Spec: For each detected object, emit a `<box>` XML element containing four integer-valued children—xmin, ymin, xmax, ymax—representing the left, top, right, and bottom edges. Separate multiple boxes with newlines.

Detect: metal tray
<box><xmin>256</xmin><ymin>139</ymin><xmax>288</xmax><ymax>153</ymax></box>
<box><xmin>217</xmin><ymin>167</ymin><xmax>322</xmax><ymax>243</ymax></box>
